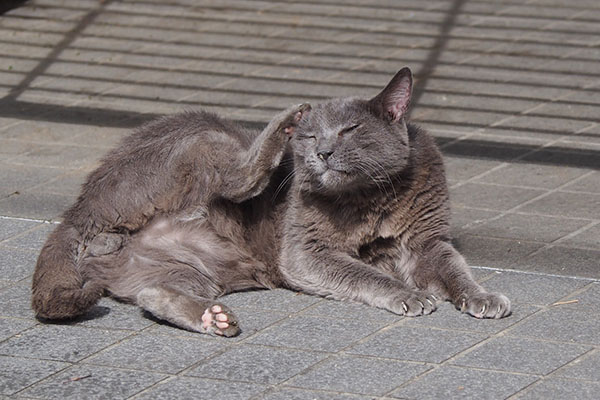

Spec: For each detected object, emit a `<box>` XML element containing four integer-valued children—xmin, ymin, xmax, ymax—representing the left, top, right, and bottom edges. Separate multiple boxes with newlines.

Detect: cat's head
<box><xmin>292</xmin><ymin>67</ymin><xmax>414</xmax><ymax>195</ymax></box>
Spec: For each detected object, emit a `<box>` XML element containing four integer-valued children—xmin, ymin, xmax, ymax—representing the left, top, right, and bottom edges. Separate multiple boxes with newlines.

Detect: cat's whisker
<box><xmin>272</xmin><ymin>169</ymin><xmax>297</xmax><ymax>201</ymax></box>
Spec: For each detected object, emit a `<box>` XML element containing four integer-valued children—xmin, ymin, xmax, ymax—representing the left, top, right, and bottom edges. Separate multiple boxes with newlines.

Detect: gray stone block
<box><xmin>452</xmin><ymin>336</ymin><xmax>591</xmax><ymax>375</ymax></box>
<box><xmin>450</xmin><ymin>183</ymin><xmax>546</xmax><ymax>211</ymax></box>
<box><xmin>347</xmin><ymin>325</ymin><xmax>487</xmax><ymax>364</ymax></box>
<box><xmin>0</xmin><ymin>281</ymin><xmax>36</xmax><ymax>319</ymax></box>
<box><xmin>248</xmin><ymin>314</ymin><xmax>387</xmax><ymax>352</ymax></box>
<box><xmin>555</xmin><ymin>350</ymin><xmax>600</xmax><ymax>381</ymax></box>
<box><xmin>0</xmin><ymin>219</ymin><xmax>41</xmax><ymax>242</ymax></box>
<box><xmin>133</xmin><ymin>376</ymin><xmax>267</xmax><ymax>400</ymax></box>
<box><xmin>563</xmin><ymin>171</ymin><xmax>600</xmax><ymax>193</ymax></box>
<box><xmin>390</xmin><ymin>365</ymin><xmax>539</xmax><ymax>400</ymax></box>
<box><xmin>403</xmin><ymin>301</ymin><xmax>540</xmax><ymax>334</ymax></box>
<box><xmin>187</xmin><ymin>344</ymin><xmax>325</xmax><ymax>384</ymax></box>
<box><xmin>0</xmin><ymin>324</ymin><xmax>130</xmax><ymax>362</ymax></box>
<box><xmin>76</xmin><ymin>297</ymin><xmax>155</xmax><ymax>332</ymax></box>
<box><xmin>0</xmin><ymin>192</ymin><xmax>74</xmax><ymax>221</ymax></box>
<box><xmin>508</xmin><ymin>306</ymin><xmax>600</xmax><ymax>345</ymax></box>
<box><xmin>21</xmin><ymin>364</ymin><xmax>167</xmax><ymax>400</ymax></box>
<box><xmin>515</xmin><ymin>378</ymin><xmax>600</xmax><ymax>400</ymax></box>
<box><xmin>0</xmin><ymin>164</ymin><xmax>64</xmax><ymax>198</ymax></box>
<box><xmin>463</xmin><ymin>212</ymin><xmax>590</xmax><ymax>243</ymax></box>
<box><xmin>0</xmin><ymin>355</ymin><xmax>70</xmax><ymax>396</ymax></box>
<box><xmin>83</xmin><ymin>334</ymin><xmax>223</xmax><ymax>374</ymax></box>
<box><xmin>261</xmin><ymin>387</ymin><xmax>371</xmax><ymax>400</ymax></box>
<box><xmin>300</xmin><ymin>297</ymin><xmax>401</xmax><ymax>324</ymax></box>
<box><xmin>0</xmin><ymin>247</ymin><xmax>37</xmax><ymax>281</ymax></box>
<box><xmin>0</xmin><ymin>317</ymin><xmax>37</xmax><ymax>341</ymax></box>
<box><xmin>1</xmin><ymin>223</ymin><xmax>55</xmax><ymax>251</ymax></box>
<box><xmin>286</xmin><ymin>354</ymin><xmax>431</xmax><ymax>396</ymax></box>
<box><xmin>453</xmin><ymin>234</ymin><xmax>544</xmax><ymax>270</ymax></box>
<box><xmin>220</xmin><ymin>288</ymin><xmax>321</xmax><ymax>313</ymax></box>
<box><xmin>522</xmin><ymin>246</ymin><xmax>600</xmax><ymax>279</ymax></box>
<box><xmin>478</xmin><ymin>271</ymin><xmax>590</xmax><ymax>305</ymax></box>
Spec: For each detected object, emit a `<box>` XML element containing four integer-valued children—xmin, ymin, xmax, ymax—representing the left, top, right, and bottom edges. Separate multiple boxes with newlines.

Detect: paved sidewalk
<box><xmin>0</xmin><ymin>0</ymin><xmax>599</xmax><ymax>399</ymax></box>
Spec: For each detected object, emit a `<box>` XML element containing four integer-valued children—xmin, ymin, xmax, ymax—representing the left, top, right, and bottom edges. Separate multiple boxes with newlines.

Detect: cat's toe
<box><xmin>391</xmin><ymin>291</ymin><xmax>438</xmax><ymax>317</ymax></box>
<box><xmin>457</xmin><ymin>292</ymin><xmax>511</xmax><ymax>319</ymax></box>
<box><xmin>201</xmin><ymin>304</ymin><xmax>240</xmax><ymax>337</ymax></box>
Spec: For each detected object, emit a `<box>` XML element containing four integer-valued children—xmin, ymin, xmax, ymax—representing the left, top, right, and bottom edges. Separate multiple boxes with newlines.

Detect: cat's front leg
<box><xmin>415</xmin><ymin>240</ymin><xmax>511</xmax><ymax>319</ymax></box>
<box><xmin>281</xmin><ymin>249</ymin><xmax>437</xmax><ymax>317</ymax></box>
<box><xmin>223</xmin><ymin>103</ymin><xmax>311</xmax><ymax>202</ymax></box>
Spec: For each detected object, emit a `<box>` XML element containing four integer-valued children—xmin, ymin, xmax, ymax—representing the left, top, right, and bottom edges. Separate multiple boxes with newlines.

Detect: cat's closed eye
<box><xmin>298</xmin><ymin>134</ymin><xmax>317</xmax><ymax>140</ymax></box>
<box><xmin>339</xmin><ymin>124</ymin><xmax>361</xmax><ymax>137</ymax></box>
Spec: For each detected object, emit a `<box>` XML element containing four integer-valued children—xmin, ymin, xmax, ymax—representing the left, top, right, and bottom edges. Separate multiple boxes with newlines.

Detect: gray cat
<box><xmin>32</xmin><ymin>67</ymin><xmax>510</xmax><ymax>337</ymax></box>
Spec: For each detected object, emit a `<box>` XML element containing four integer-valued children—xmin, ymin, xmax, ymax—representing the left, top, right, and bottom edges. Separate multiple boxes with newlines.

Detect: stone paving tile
<box><xmin>187</xmin><ymin>344</ymin><xmax>326</xmax><ymax>385</ymax></box>
<box><xmin>474</xmin><ymin>163</ymin><xmax>591</xmax><ymax>190</ymax></box>
<box><xmin>300</xmin><ymin>298</ymin><xmax>402</xmax><ymax>324</ymax></box>
<box><xmin>453</xmin><ymin>235</ymin><xmax>544</xmax><ymax>270</ymax></box>
<box><xmin>260</xmin><ymin>387</ymin><xmax>371</xmax><ymax>400</ymax></box>
<box><xmin>522</xmin><ymin>246</ymin><xmax>600</xmax><ymax>279</ymax></box>
<box><xmin>75</xmin><ymin>297</ymin><xmax>155</xmax><ymax>332</ymax></box>
<box><xmin>563</xmin><ymin>171</ymin><xmax>600</xmax><ymax>193</ymax></box>
<box><xmin>450</xmin><ymin>183</ymin><xmax>546</xmax><ymax>211</ymax></box>
<box><xmin>477</xmin><ymin>271</ymin><xmax>590</xmax><ymax>305</ymax></box>
<box><xmin>0</xmin><ymin>163</ymin><xmax>65</xmax><ymax>197</ymax></box>
<box><xmin>21</xmin><ymin>364</ymin><xmax>168</xmax><ymax>400</ymax></box>
<box><xmin>0</xmin><ymin>191</ymin><xmax>75</xmax><ymax>221</ymax></box>
<box><xmin>555</xmin><ymin>349</ymin><xmax>600</xmax><ymax>382</ymax></box>
<box><xmin>402</xmin><ymin>302</ymin><xmax>540</xmax><ymax>334</ymax></box>
<box><xmin>347</xmin><ymin>325</ymin><xmax>487</xmax><ymax>364</ymax></box>
<box><xmin>286</xmin><ymin>354</ymin><xmax>431</xmax><ymax>396</ymax></box>
<box><xmin>247</xmin><ymin>314</ymin><xmax>387</xmax><ymax>353</ymax></box>
<box><xmin>0</xmin><ymin>281</ymin><xmax>36</xmax><ymax>319</ymax></box>
<box><xmin>464</xmin><ymin>213</ymin><xmax>590</xmax><ymax>243</ymax></box>
<box><xmin>83</xmin><ymin>334</ymin><xmax>222</xmax><ymax>374</ymax></box>
<box><xmin>132</xmin><ymin>376</ymin><xmax>267</xmax><ymax>400</ymax></box>
<box><xmin>515</xmin><ymin>378</ymin><xmax>600</xmax><ymax>400</ymax></box>
<box><xmin>0</xmin><ymin>218</ymin><xmax>41</xmax><ymax>242</ymax></box>
<box><xmin>0</xmin><ymin>247</ymin><xmax>38</xmax><ymax>281</ymax></box>
<box><xmin>1</xmin><ymin>223</ymin><xmax>55</xmax><ymax>251</ymax></box>
<box><xmin>220</xmin><ymin>288</ymin><xmax>322</xmax><ymax>313</ymax></box>
<box><xmin>0</xmin><ymin>324</ymin><xmax>130</xmax><ymax>363</ymax></box>
<box><xmin>390</xmin><ymin>365</ymin><xmax>539</xmax><ymax>400</ymax></box>
<box><xmin>452</xmin><ymin>336</ymin><xmax>591</xmax><ymax>375</ymax></box>
<box><xmin>0</xmin><ymin>356</ymin><xmax>70</xmax><ymax>396</ymax></box>
<box><xmin>0</xmin><ymin>317</ymin><xmax>37</xmax><ymax>342</ymax></box>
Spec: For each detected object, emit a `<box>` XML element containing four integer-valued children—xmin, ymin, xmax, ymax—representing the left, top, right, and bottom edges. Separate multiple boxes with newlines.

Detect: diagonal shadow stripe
<box><xmin>1</xmin><ymin>0</ymin><xmax>113</xmax><ymax>102</ymax></box>
<box><xmin>410</xmin><ymin>0</ymin><xmax>466</xmax><ymax>111</ymax></box>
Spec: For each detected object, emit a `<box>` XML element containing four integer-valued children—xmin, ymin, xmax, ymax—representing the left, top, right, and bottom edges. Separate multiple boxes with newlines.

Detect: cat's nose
<box><xmin>317</xmin><ymin>150</ymin><xmax>334</xmax><ymax>161</ymax></box>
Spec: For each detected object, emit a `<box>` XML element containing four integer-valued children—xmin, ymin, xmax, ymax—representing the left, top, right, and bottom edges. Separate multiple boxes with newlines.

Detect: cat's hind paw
<box><xmin>457</xmin><ymin>292</ymin><xmax>511</xmax><ymax>319</ymax></box>
<box><xmin>282</xmin><ymin>103</ymin><xmax>311</xmax><ymax>136</ymax></box>
<box><xmin>201</xmin><ymin>304</ymin><xmax>240</xmax><ymax>337</ymax></box>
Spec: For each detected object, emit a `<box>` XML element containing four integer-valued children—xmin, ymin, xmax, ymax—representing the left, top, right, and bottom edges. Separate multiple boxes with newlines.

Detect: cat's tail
<box><xmin>31</xmin><ymin>222</ymin><xmax>104</xmax><ymax>319</ymax></box>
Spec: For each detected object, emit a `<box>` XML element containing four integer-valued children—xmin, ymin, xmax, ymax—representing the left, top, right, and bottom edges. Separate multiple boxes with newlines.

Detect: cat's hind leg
<box><xmin>414</xmin><ymin>240</ymin><xmax>511</xmax><ymax>319</ymax></box>
<box><xmin>137</xmin><ymin>286</ymin><xmax>240</xmax><ymax>337</ymax></box>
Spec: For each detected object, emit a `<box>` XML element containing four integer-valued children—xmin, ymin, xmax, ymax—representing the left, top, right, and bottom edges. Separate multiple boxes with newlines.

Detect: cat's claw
<box><xmin>201</xmin><ymin>304</ymin><xmax>240</xmax><ymax>337</ymax></box>
<box><xmin>392</xmin><ymin>291</ymin><xmax>438</xmax><ymax>317</ymax></box>
<box><xmin>457</xmin><ymin>292</ymin><xmax>511</xmax><ymax>319</ymax></box>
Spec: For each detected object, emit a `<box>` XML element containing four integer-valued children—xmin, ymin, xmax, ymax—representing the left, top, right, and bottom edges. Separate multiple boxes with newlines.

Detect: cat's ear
<box><xmin>369</xmin><ymin>67</ymin><xmax>413</xmax><ymax>122</ymax></box>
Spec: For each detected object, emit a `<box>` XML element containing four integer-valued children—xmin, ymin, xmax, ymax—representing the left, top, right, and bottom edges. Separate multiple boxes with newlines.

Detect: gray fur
<box><xmin>32</xmin><ymin>68</ymin><xmax>510</xmax><ymax>337</ymax></box>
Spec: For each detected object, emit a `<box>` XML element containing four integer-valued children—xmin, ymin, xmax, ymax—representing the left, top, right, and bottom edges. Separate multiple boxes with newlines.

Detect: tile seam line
<box><xmin>471</xmin><ymin>265</ymin><xmax>600</xmax><ymax>282</ymax></box>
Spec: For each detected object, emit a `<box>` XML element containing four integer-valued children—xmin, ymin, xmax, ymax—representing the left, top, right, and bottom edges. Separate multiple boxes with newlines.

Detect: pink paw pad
<box><xmin>202</xmin><ymin>305</ymin><xmax>230</xmax><ymax>335</ymax></box>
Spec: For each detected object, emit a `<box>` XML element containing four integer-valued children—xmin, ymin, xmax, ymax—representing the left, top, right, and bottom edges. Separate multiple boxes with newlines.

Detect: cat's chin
<box><xmin>311</xmin><ymin>169</ymin><xmax>355</xmax><ymax>194</ymax></box>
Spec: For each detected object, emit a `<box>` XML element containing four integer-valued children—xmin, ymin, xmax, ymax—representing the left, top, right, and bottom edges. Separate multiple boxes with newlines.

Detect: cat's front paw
<box><xmin>280</xmin><ymin>103</ymin><xmax>311</xmax><ymax>136</ymax></box>
<box><xmin>456</xmin><ymin>292</ymin><xmax>511</xmax><ymax>319</ymax></box>
<box><xmin>201</xmin><ymin>304</ymin><xmax>240</xmax><ymax>337</ymax></box>
<box><xmin>389</xmin><ymin>291</ymin><xmax>438</xmax><ymax>317</ymax></box>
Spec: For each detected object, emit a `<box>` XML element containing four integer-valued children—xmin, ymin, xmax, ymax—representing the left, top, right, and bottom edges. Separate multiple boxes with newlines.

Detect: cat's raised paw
<box><xmin>282</xmin><ymin>103</ymin><xmax>311</xmax><ymax>136</ymax></box>
<box><xmin>391</xmin><ymin>291</ymin><xmax>438</xmax><ymax>317</ymax></box>
<box><xmin>201</xmin><ymin>304</ymin><xmax>240</xmax><ymax>337</ymax></box>
<box><xmin>457</xmin><ymin>292</ymin><xmax>511</xmax><ymax>319</ymax></box>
